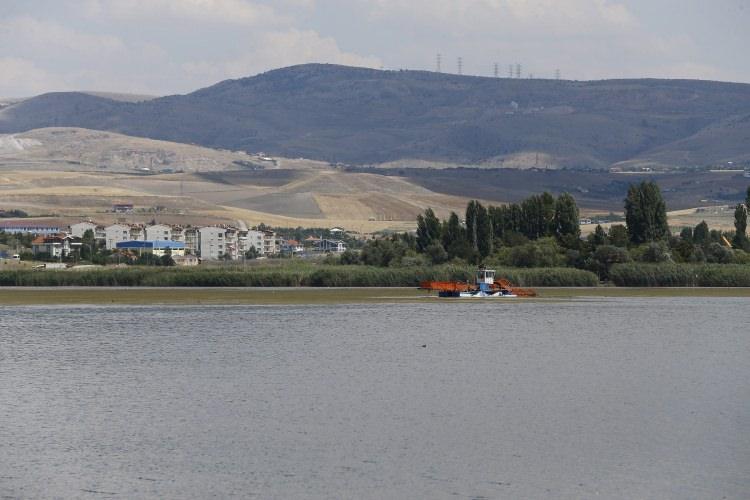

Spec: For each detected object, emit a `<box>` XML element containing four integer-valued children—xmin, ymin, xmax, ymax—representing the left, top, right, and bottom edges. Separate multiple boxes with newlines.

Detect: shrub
<box><xmin>0</xmin><ymin>263</ymin><xmax>598</xmax><ymax>288</ymax></box>
<box><xmin>610</xmin><ymin>263</ymin><xmax>750</xmax><ymax>287</ymax></box>
<box><xmin>504</xmin><ymin>238</ymin><xmax>565</xmax><ymax>268</ymax></box>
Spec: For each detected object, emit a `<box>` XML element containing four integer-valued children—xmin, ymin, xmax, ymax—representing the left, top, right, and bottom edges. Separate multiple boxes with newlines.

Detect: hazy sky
<box><xmin>1</xmin><ymin>0</ymin><xmax>748</xmax><ymax>97</ymax></box>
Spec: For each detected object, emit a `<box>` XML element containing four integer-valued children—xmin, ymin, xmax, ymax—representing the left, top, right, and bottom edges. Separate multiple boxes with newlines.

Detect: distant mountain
<box><xmin>2</xmin><ymin>64</ymin><xmax>750</xmax><ymax>168</ymax></box>
<box><xmin>79</xmin><ymin>91</ymin><xmax>158</xmax><ymax>102</ymax></box>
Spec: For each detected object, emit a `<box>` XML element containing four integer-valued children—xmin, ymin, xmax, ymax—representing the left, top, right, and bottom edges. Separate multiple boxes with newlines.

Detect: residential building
<box><xmin>112</xmin><ymin>203</ymin><xmax>134</xmax><ymax>213</ymax></box>
<box><xmin>173</xmin><ymin>254</ymin><xmax>200</xmax><ymax>266</ymax></box>
<box><xmin>128</xmin><ymin>225</ymin><xmax>145</xmax><ymax>241</ymax></box>
<box><xmin>282</xmin><ymin>239</ymin><xmax>304</xmax><ymax>254</ymax></box>
<box><xmin>170</xmin><ymin>226</ymin><xmax>186</xmax><ymax>243</ymax></box>
<box><xmin>145</xmin><ymin>224</ymin><xmax>173</xmax><ymax>241</ymax></box>
<box><xmin>303</xmin><ymin>235</ymin><xmax>321</xmax><ymax>248</ymax></box>
<box><xmin>262</xmin><ymin>230</ymin><xmax>282</xmax><ymax>255</ymax></box>
<box><xmin>31</xmin><ymin>234</ymin><xmax>78</xmax><ymax>258</ymax></box>
<box><xmin>183</xmin><ymin>227</ymin><xmax>199</xmax><ymax>255</ymax></box>
<box><xmin>0</xmin><ymin>222</ymin><xmax>60</xmax><ymax>235</ymax></box>
<box><xmin>317</xmin><ymin>239</ymin><xmax>347</xmax><ymax>253</ymax></box>
<box><xmin>69</xmin><ymin>222</ymin><xmax>106</xmax><ymax>242</ymax></box>
<box><xmin>115</xmin><ymin>240</ymin><xmax>185</xmax><ymax>257</ymax></box>
<box><xmin>224</xmin><ymin>226</ymin><xmax>240</xmax><ymax>260</ymax></box>
<box><xmin>70</xmin><ymin>221</ymin><xmax>97</xmax><ymax>238</ymax></box>
<box><xmin>243</xmin><ymin>230</ymin><xmax>265</xmax><ymax>255</ymax></box>
<box><xmin>198</xmin><ymin>226</ymin><xmax>228</xmax><ymax>260</ymax></box>
<box><xmin>105</xmin><ymin>224</ymin><xmax>144</xmax><ymax>249</ymax></box>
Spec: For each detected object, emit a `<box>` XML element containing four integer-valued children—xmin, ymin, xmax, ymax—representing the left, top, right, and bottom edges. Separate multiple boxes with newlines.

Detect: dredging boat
<box><xmin>419</xmin><ymin>268</ymin><xmax>536</xmax><ymax>298</ymax></box>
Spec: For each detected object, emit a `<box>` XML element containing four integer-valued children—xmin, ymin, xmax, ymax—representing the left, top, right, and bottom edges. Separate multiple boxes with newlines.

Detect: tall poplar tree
<box><xmin>624</xmin><ymin>181</ymin><xmax>669</xmax><ymax>244</ymax></box>
<box><xmin>465</xmin><ymin>200</ymin><xmax>480</xmax><ymax>251</ymax></box>
<box><xmin>733</xmin><ymin>203</ymin><xmax>748</xmax><ymax>249</ymax></box>
<box><xmin>442</xmin><ymin>212</ymin><xmax>468</xmax><ymax>259</ymax></box>
<box><xmin>554</xmin><ymin>193</ymin><xmax>580</xmax><ymax>238</ymax></box>
<box><xmin>416</xmin><ymin>208</ymin><xmax>441</xmax><ymax>252</ymax></box>
<box><xmin>476</xmin><ymin>203</ymin><xmax>493</xmax><ymax>257</ymax></box>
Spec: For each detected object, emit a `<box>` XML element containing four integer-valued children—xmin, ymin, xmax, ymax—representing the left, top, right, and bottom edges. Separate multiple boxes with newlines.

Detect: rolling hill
<box><xmin>0</xmin><ymin>127</ymin><xmax>476</xmax><ymax>230</ymax></box>
<box><xmin>0</xmin><ymin>127</ymin><xmax>264</xmax><ymax>173</ymax></box>
<box><xmin>1</xmin><ymin>64</ymin><xmax>750</xmax><ymax>168</ymax></box>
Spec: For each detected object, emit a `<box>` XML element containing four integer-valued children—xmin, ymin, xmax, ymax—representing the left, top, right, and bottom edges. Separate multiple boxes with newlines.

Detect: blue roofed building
<box><xmin>115</xmin><ymin>240</ymin><xmax>186</xmax><ymax>257</ymax></box>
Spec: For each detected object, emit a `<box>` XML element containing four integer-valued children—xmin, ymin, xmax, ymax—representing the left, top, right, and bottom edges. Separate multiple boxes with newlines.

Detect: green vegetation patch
<box><xmin>0</xmin><ymin>264</ymin><xmax>597</xmax><ymax>288</ymax></box>
<box><xmin>610</xmin><ymin>263</ymin><xmax>750</xmax><ymax>287</ymax></box>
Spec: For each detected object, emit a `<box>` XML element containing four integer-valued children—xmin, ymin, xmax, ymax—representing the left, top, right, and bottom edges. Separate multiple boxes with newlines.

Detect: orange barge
<box><xmin>420</xmin><ymin>269</ymin><xmax>536</xmax><ymax>298</ymax></box>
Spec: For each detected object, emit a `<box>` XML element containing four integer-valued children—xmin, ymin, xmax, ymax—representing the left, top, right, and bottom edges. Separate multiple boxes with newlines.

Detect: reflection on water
<box><xmin>1</xmin><ymin>299</ymin><xmax>748</xmax><ymax>499</ymax></box>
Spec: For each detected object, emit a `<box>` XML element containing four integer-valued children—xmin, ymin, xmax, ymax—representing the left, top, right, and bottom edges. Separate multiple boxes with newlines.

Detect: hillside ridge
<box><xmin>2</xmin><ymin>63</ymin><xmax>750</xmax><ymax>168</ymax></box>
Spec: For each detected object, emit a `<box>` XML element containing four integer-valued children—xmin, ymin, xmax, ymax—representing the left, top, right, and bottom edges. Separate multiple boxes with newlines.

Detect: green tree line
<box><xmin>341</xmin><ymin>181</ymin><xmax>750</xmax><ymax>282</ymax></box>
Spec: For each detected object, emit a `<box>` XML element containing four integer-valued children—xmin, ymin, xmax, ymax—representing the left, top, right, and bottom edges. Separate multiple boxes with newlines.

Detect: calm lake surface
<box><xmin>1</xmin><ymin>297</ymin><xmax>748</xmax><ymax>499</ymax></box>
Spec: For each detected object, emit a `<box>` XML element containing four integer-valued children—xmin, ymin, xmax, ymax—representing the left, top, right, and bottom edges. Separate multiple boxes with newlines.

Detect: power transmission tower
<box><xmin>493</xmin><ymin>62</ymin><xmax>499</xmax><ymax>78</ymax></box>
<box><xmin>515</xmin><ymin>63</ymin><xmax>521</xmax><ymax>78</ymax></box>
<box><xmin>436</xmin><ymin>53</ymin><xmax>442</xmax><ymax>73</ymax></box>
<box><xmin>508</xmin><ymin>64</ymin><xmax>513</xmax><ymax>78</ymax></box>
<box><xmin>457</xmin><ymin>57</ymin><xmax>463</xmax><ymax>75</ymax></box>
<box><xmin>555</xmin><ymin>68</ymin><xmax>561</xmax><ymax>80</ymax></box>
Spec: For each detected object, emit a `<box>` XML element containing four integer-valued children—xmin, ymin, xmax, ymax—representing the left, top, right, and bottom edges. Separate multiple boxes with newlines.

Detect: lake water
<box><xmin>1</xmin><ymin>297</ymin><xmax>748</xmax><ymax>499</ymax></box>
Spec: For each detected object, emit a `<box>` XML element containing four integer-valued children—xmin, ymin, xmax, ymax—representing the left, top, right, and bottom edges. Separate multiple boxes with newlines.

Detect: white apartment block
<box><xmin>128</xmin><ymin>225</ymin><xmax>145</xmax><ymax>241</ymax></box>
<box><xmin>170</xmin><ymin>226</ymin><xmax>186</xmax><ymax>243</ymax></box>
<box><xmin>144</xmin><ymin>224</ymin><xmax>172</xmax><ymax>241</ymax></box>
<box><xmin>82</xmin><ymin>221</ymin><xmax>285</xmax><ymax>260</ymax></box>
<box><xmin>263</xmin><ymin>231</ymin><xmax>281</xmax><ymax>255</ymax></box>
<box><xmin>224</xmin><ymin>227</ymin><xmax>240</xmax><ymax>260</ymax></box>
<box><xmin>70</xmin><ymin>221</ymin><xmax>98</xmax><ymax>238</ymax></box>
<box><xmin>198</xmin><ymin>226</ymin><xmax>229</xmax><ymax>260</ymax></box>
<box><xmin>243</xmin><ymin>230</ymin><xmax>265</xmax><ymax>255</ymax></box>
<box><xmin>105</xmin><ymin>224</ymin><xmax>133</xmax><ymax>249</ymax></box>
<box><xmin>104</xmin><ymin>224</ymin><xmax>145</xmax><ymax>249</ymax></box>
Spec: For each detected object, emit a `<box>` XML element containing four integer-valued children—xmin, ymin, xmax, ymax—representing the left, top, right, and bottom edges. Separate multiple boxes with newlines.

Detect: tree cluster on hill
<box><xmin>0</xmin><ymin>209</ymin><xmax>29</xmax><ymax>218</ymax></box>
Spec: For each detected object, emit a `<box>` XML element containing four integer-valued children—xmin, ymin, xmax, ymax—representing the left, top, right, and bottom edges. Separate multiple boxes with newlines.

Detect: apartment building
<box><xmin>243</xmin><ymin>230</ymin><xmax>265</xmax><ymax>255</ymax></box>
<box><xmin>104</xmin><ymin>224</ymin><xmax>132</xmax><ymax>249</ymax></box>
<box><xmin>70</xmin><ymin>222</ymin><xmax>97</xmax><ymax>238</ymax></box>
<box><xmin>183</xmin><ymin>227</ymin><xmax>199</xmax><ymax>255</ymax></box>
<box><xmin>198</xmin><ymin>226</ymin><xmax>229</xmax><ymax>260</ymax></box>
<box><xmin>144</xmin><ymin>224</ymin><xmax>173</xmax><ymax>241</ymax></box>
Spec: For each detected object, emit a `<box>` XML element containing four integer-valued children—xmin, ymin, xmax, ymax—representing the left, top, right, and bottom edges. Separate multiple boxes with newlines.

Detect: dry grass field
<box><xmin>0</xmin><ymin>127</ymin><xmax>744</xmax><ymax>233</ymax></box>
<box><xmin>0</xmin><ymin>127</ymin><xmax>490</xmax><ymax>231</ymax></box>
